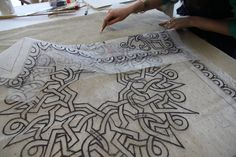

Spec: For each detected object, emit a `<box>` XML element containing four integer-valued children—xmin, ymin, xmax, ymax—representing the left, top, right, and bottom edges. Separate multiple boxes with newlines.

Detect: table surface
<box><xmin>0</xmin><ymin>2</ymin><xmax>103</xmax><ymax>31</ymax></box>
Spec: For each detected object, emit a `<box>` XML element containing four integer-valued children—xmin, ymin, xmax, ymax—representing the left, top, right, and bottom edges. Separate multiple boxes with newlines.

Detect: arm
<box><xmin>191</xmin><ymin>16</ymin><xmax>230</xmax><ymax>36</ymax></box>
<box><xmin>160</xmin><ymin>16</ymin><xmax>232</xmax><ymax>36</ymax></box>
<box><xmin>229</xmin><ymin>19</ymin><xmax>236</xmax><ymax>38</ymax></box>
<box><xmin>101</xmin><ymin>0</ymin><xmax>166</xmax><ymax>32</ymax></box>
<box><xmin>129</xmin><ymin>0</ymin><xmax>164</xmax><ymax>13</ymax></box>
<box><xmin>160</xmin><ymin>0</ymin><xmax>236</xmax><ymax>38</ymax></box>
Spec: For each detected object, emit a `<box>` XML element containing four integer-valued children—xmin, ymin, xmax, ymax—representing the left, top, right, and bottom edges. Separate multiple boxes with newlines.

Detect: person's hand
<box><xmin>159</xmin><ymin>17</ymin><xmax>193</xmax><ymax>30</ymax></box>
<box><xmin>101</xmin><ymin>7</ymin><xmax>132</xmax><ymax>32</ymax></box>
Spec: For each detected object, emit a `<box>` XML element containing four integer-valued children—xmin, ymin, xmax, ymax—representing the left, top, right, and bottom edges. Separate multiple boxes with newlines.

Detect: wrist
<box><xmin>128</xmin><ymin>0</ymin><xmax>146</xmax><ymax>13</ymax></box>
<box><xmin>189</xmin><ymin>16</ymin><xmax>200</xmax><ymax>27</ymax></box>
<box><xmin>140</xmin><ymin>0</ymin><xmax>148</xmax><ymax>8</ymax></box>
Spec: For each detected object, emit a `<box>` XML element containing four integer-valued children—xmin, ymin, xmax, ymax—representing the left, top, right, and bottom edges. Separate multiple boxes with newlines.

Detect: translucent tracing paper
<box><xmin>0</xmin><ymin>30</ymin><xmax>195</xmax><ymax>78</ymax></box>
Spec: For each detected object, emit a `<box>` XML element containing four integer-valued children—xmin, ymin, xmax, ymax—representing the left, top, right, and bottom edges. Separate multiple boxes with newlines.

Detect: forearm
<box><xmin>126</xmin><ymin>0</ymin><xmax>164</xmax><ymax>14</ymax></box>
<box><xmin>190</xmin><ymin>16</ymin><xmax>230</xmax><ymax>36</ymax></box>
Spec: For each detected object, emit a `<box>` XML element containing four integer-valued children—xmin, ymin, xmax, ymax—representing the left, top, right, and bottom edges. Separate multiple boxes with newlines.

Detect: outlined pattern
<box><xmin>0</xmin><ymin>32</ymin><xmax>200</xmax><ymax>156</ymax></box>
<box><xmin>25</xmin><ymin>31</ymin><xmax>186</xmax><ymax>74</ymax></box>
<box><xmin>1</xmin><ymin>31</ymin><xmax>235</xmax><ymax>156</ymax></box>
<box><xmin>0</xmin><ymin>64</ymin><xmax>198</xmax><ymax>157</ymax></box>
<box><xmin>95</xmin><ymin>31</ymin><xmax>183</xmax><ymax>65</ymax></box>
<box><xmin>192</xmin><ymin>60</ymin><xmax>236</xmax><ymax>101</ymax></box>
<box><xmin>0</xmin><ymin>31</ymin><xmax>190</xmax><ymax>77</ymax></box>
<box><xmin>120</xmin><ymin>31</ymin><xmax>182</xmax><ymax>53</ymax></box>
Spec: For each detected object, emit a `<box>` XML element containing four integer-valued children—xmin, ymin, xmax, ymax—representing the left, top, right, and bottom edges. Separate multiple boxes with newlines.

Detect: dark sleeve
<box><xmin>162</xmin><ymin>0</ymin><xmax>170</xmax><ymax>4</ymax></box>
<box><xmin>229</xmin><ymin>0</ymin><xmax>236</xmax><ymax>38</ymax></box>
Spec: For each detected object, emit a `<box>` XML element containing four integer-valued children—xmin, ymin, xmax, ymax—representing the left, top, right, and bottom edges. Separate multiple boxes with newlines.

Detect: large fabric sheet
<box><xmin>0</xmin><ymin>29</ymin><xmax>236</xmax><ymax>157</ymax></box>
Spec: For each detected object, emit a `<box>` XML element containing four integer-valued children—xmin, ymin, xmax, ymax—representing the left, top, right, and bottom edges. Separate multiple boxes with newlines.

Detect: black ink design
<box><xmin>120</xmin><ymin>31</ymin><xmax>182</xmax><ymax>54</ymax></box>
<box><xmin>1</xmin><ymin>31</ymin><xmax>236</xmax><ymax>157</ymax></box>
<box><xmin>192</xmin><ymin>60</ymin><xmax>236</xmax><ymax>101</ymax></box>
<box><xmin>0</xmin><ymin>43</ymin><xmax>40</xmax><ymax>88</ymax></box>
<box><xmin>0</xmin><ymin>63</ymin><xmax>198</xmax><ymax>157</ymax></box>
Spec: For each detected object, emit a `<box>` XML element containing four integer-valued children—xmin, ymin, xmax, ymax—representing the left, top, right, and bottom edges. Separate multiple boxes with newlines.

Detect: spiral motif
<box><xmin>153</xmin><ymin>140</ymin><xmax>169</xmax><ymax>157</ymax></box>
<box><xmin>103</xmin><ymin>56</ymin><xmax>115</xmax><ymax>63</ymax></box>
<box><xmin>193</xmin><ymin>62</ymin><xmax>204</xmax><ymax>70</ymax></box>
<box><xmin>160</xmin><ymin>31</ymin><xmax>169</xmax><ymax>40</ymax></box>
<box><xmin>8</xmin><ymin>78</ymin><xmax>23</xmax><ymax>88</ymax></box>
<box><xmin>30</xmin><ymin>45</ymin><xmax>40</xmax><ymax>57</ymax></box>
<box><xmin>52</xmin><ymin>44</ymin><xmax>66</xmax><ymax>51</ymax></box>
<box><xmin>0</xmin><ymin>78</ymin><xmax>9</xmax><ymax>85</ymax></box>
<box><xmin>25</xmin><ymin>56</ymin><xmax>36</xmax><ymax>69</ymax></box>
<box><xmin>116</xmin><ymin>55</ymin><xmax>127</xmax><ymax>63</ymax></box>
<box><xmin>36</xmin><ymin>54</ymin><xmax>53</xmax><ymax>67</ymax></box>
<box><xmin>202</xmin><ymin>70</ymin><xmax>214</xmax><ymax>78</ymax></box>
<box><xmin>167</xmin><ymin>90</ymin><xmax>186</xmax><ymax>103</ymax></box>
<box><xmin>148</xmin><ymin>136</ymin><xmax>169</xmax><ymax>157</ymax></box>
<box><xmin>21</xmin><ymin>140</ymin><xmax>47</xmax><ymax>157</ymax></box>
<box><xmin>161</xmin><ymin>69</ymin><xmax>178</xmax><ymax>80</ymax></box>
<box><xmin>222</xmin><ymin>87</ymin><xmax>236</xmax><ymax>98</ymax></box>
<box><xmin>37</xmin><ymin>42</ymin><xmax>51</xmax><ymax>50</ymax></box>
<box><xmin>5</xmin><ymin>92</ymin><xmax>27</xmax><ymax>105</ymax></box>
<box><xmin>18</xmin><ymin>68</ymin><xmax>30</xmax><ymax>78</ymax></box>
<box><xmin>212</xmin><ymin>78</ymin><xmax>224</xmax><ymax>87</ymax></box>
<box><xmin>166</xmin><ymin>114</ymin><xmax>189</xmax><ymax>131</ymax></box>
<box><xmin>65</xmin><ymin>47</ymin><xmax>77</xmax><ymax>54</ymax></box>
<box><xmin>3</xmin><ymin>118</ymin><xmax>28</xmax><ymax>135</ymax></box>
<box><xmin>164</xmin><ymin>40</ymin><xmax>174</xmax><ymax>49</ymax></box>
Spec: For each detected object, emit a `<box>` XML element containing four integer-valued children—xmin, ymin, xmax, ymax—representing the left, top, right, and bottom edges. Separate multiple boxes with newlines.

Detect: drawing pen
<box><xmin>84</xmin><ymin>10</ymin><xmax>88</xmax><ymax>15</ymax></box>
<box><xmin>100</xmin><ymin>16</ymin><xmax>116</xmax><ymax>32</ymax></box>
<box><xmin>100</xmin><ymin>22</ymin><xmax>107</xmax><ymax>32</ymax></box>
<box><xmin>84</xmin><ymin>6</ymin><xmax>88</xmax><ymax>15</ymax></box>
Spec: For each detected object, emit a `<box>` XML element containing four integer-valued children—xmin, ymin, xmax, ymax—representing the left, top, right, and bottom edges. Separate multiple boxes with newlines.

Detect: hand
<box><xmin>101</xmin><ymin>7</ymin><xmax>132</xmax><ymax>32</ymax></box>
<box><xmin>159</xmin><ymin>17</ymin><xmax>193</xmax><ymax>30</ymax></box>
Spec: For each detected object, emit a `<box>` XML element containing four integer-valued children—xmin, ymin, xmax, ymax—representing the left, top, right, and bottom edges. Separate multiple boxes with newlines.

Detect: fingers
<box><xmin>101</xmin><ymin>7</ymin><xmax>131</xmax><ymax>32</ymax></box>
<box><xmin>106</xmin><ymin>17</ymin><xmax>121</xmax><ymax>25</ymax></box>
<box><xmin>159</xmin><ymin>19</ymin><xmax>176</xmax><ymax>29</ymax></box>
<box><xmin>101</xmin><ymin>21</ymin><xmax>107</xmax><ymax>32</ymax></box>
<box><xmin>101</xmin><ymin>10</ymin><xmax>119</xmax><ymax>32</ymax></box>
<box><xmin>167</xmin><ymin>20</ymin><xmax>176</xmax><ymax>29</ymax></box>
<box><xmin>159</xmin><ymin>21</ymin><xmax>168</xmax><ymax>26</ymax></box>
<box><xmin>159</xmin><ymin>17</ymin><xmax>190</xmax><ymax>30</ymax></box>
<box><xmin>101</xmin><ymin>17</ymin><xmax>120</xmax><ymax>32</ymax></box>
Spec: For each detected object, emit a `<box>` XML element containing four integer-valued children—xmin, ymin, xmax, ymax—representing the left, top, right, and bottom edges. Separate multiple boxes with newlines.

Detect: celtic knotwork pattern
<box><xmin>192</xmin><ymin>60</ymin><xmax>236</xmax><ymax>101</ymax></box>
<box><xmin>0</xmin><ymin>31</ymin><xmax>198</xmax><ymax>156</ymax></box>
<box><xmin>120</xmin><ymin>31</ymin><xmax>182</xmax><ymax>54</ymax></box>
<box><xmin>94</xmin><ymin>31</ymin><xmax>184</xmax><ymax>67</ymax></box>
<box><xmin>0</xmin><ymin>64</ymin><xmax>198</xmax><ymax>157</ymax></box>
